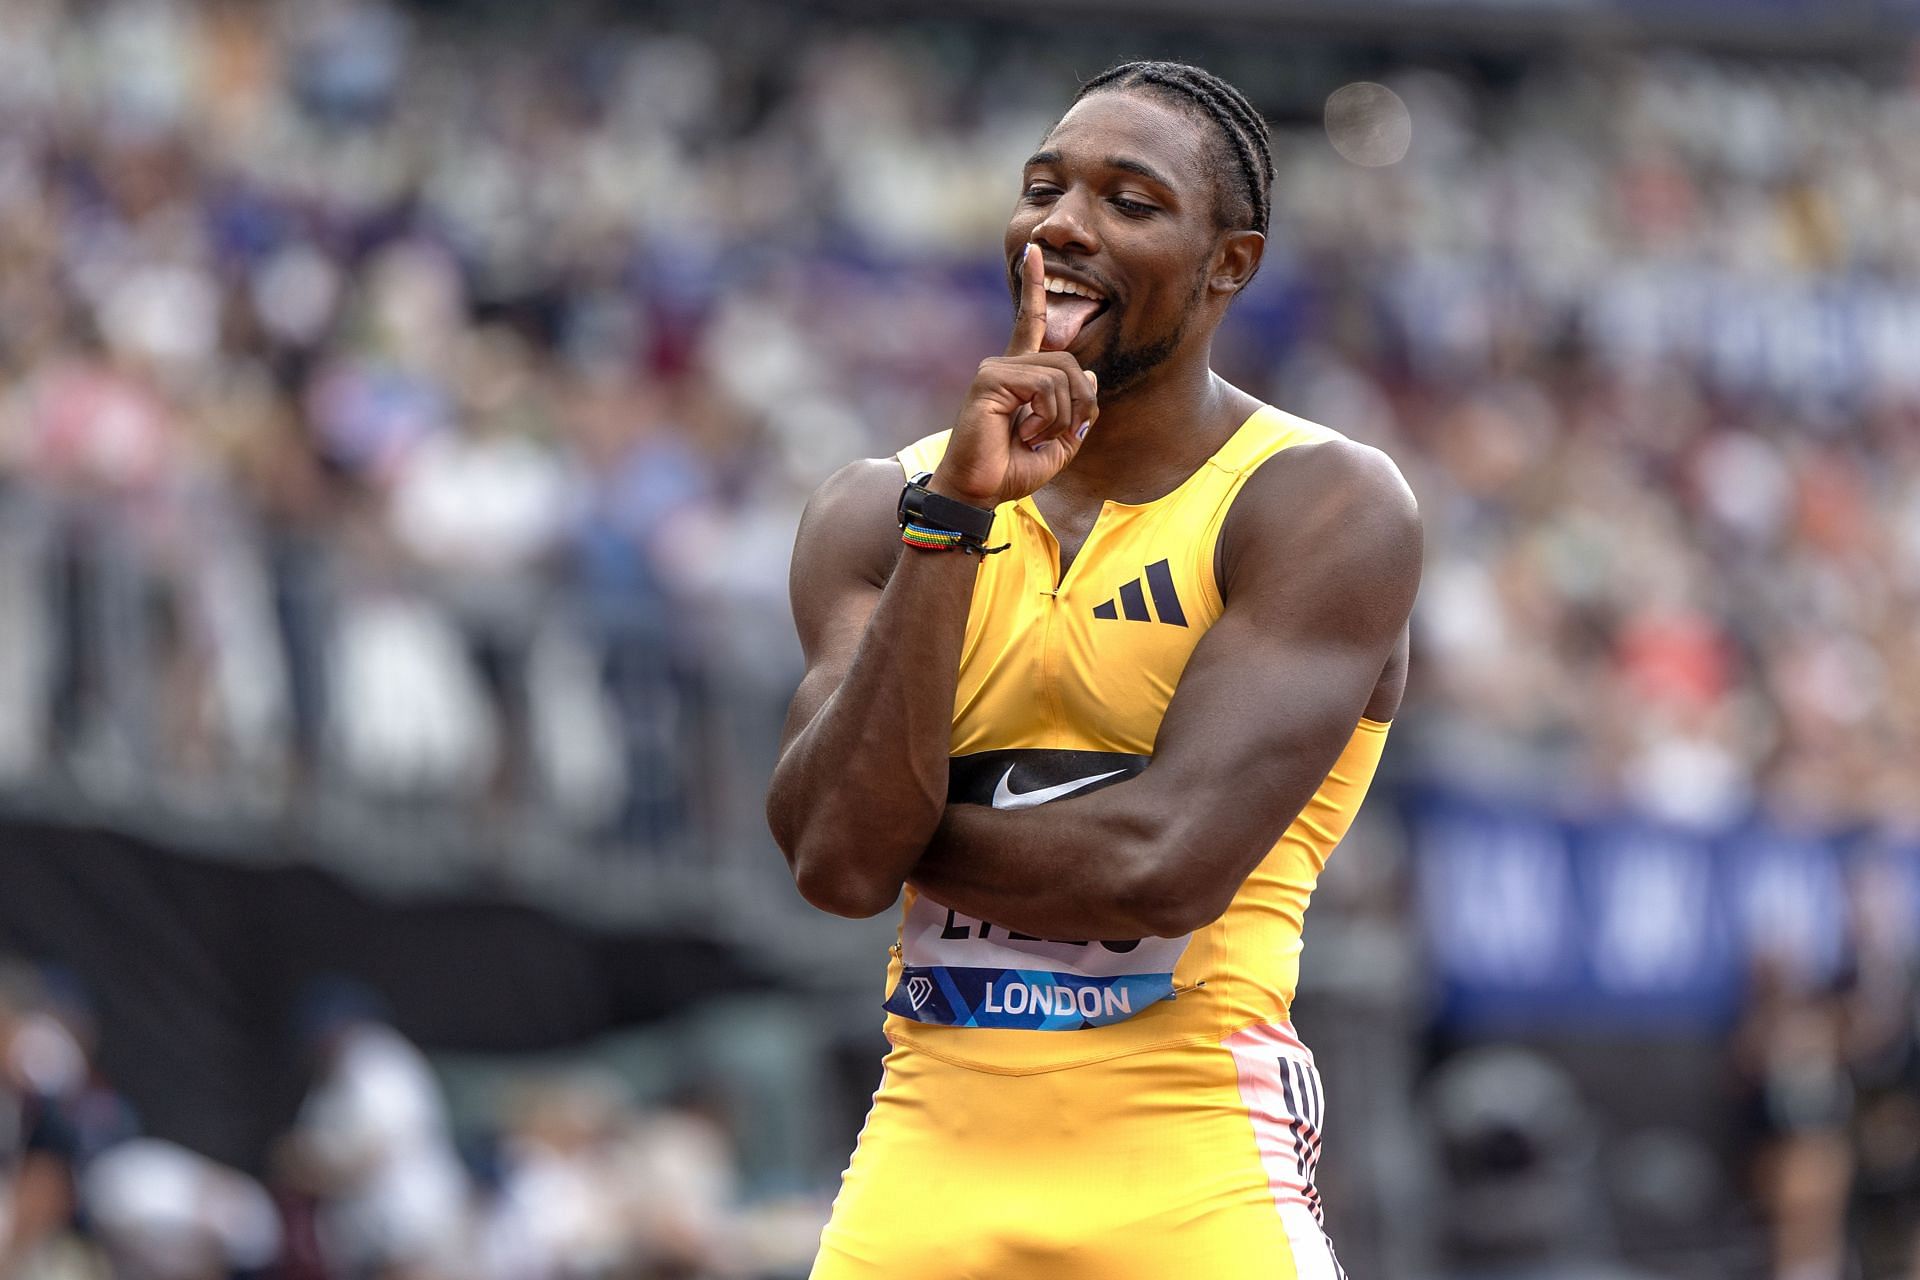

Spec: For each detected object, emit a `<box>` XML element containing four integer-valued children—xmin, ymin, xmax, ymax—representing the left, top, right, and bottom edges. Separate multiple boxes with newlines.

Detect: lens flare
<box><xmin>1325</xmin><ymin>82</ymin><xmax>1413</xmax><ymax>168</ymax></box>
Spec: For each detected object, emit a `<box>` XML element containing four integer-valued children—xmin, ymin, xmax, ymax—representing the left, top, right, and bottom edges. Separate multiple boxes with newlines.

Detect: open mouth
<box><xmin>1041</xmin><ymin>275</ymin><xmax>1109</xmax><ymax>352</ymax></box>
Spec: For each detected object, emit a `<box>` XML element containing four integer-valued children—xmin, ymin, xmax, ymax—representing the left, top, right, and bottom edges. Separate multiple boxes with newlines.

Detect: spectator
<box><xmin>1733</xmin><ymin>954</ymin><xmax>1856</xmax><ymax>1280</ymax></box>
<box><xmin>276</xmin><ymin>983</ymin><xmax>472</xmax><ymax>1279</ymax></box>
<box><xmin>481</xmin><ymin>1071</ymin><xmax>742</xmax><ymax>1279</ymax></box>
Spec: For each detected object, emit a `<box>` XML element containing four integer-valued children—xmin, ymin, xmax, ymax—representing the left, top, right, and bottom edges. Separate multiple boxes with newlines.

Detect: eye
<box><xmin>1022</xmin><ymin>183</ymin><xmax>1061</xmax><ymax>203</ymax></box>
<box><xmin>1110</xmin><ymin>196</ymin><xmax>1158</xmax><ymax>217</ymax></box>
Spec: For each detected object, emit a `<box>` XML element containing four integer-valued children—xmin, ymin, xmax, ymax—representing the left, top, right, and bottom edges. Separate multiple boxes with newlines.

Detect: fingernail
<box><xmin>1021</xmin><ymin>244</ymin><xmax>1031</xmax><ymax>267</ymax></box>
<box><xmin>1086</xmin><ymin>370</ymin><xmax>1098</xmax><ymax>391</ymax></box>
<box><xmin>1077</xmin><ymin>421</ymin><xmax>1090</xmax><ymax>439</ymax></box>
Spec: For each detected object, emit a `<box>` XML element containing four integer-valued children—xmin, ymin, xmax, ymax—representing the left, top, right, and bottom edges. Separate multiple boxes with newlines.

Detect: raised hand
<box><xmin>929</xmin><ymin>244</ymin><xmax>1100</xmax><ymax>508</ymax></box>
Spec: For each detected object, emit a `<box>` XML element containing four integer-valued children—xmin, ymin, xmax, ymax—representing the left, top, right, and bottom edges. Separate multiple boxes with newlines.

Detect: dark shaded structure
<box><xmin>0</xmin><ymin>819</ymin><xmax>768</xmax><ymax>1173</ymax></box>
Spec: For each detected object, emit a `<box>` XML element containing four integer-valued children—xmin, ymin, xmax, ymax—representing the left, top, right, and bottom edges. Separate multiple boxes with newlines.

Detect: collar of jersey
<box><xmin>1011</xmin><ymin>405</ymin><xmax>1272</xmax><ymax>529</ymax></box>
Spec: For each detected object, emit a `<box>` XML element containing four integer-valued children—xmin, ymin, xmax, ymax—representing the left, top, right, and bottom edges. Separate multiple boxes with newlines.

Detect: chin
<box><xmin>1075</xmin><ymin>338</ymin><xmax>1120</xmax><ymax>386</ymax></box>
<box><xmin>1095</xmin><ymin>323</ymin><xmax>1186</xmax><ymax>398</ymax></box>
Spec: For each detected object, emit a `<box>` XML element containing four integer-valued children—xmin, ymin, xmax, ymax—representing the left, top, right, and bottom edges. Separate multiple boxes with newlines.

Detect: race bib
<box><xmin>883</xmin><ymin>749</ymin><xmax>1191</xmax><ymax>1031</ymax></box>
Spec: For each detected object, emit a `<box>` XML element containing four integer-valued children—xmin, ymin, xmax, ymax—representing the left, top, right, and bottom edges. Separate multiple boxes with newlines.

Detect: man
<box><xmin>767</xmin><ymin>61</ymin><xmax>1420</xmax><ymax>1279</ymax></box>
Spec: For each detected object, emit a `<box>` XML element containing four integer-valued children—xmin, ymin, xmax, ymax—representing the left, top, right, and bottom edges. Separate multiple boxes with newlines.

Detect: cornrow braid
<box><xmin>1074</xmin><ymin>61</ymin><xmax>1274</xmax><ymax>237</ymax></box>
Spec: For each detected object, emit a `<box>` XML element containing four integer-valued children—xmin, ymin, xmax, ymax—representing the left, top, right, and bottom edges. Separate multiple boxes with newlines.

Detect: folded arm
<box><xmin>767</xmin><ymin>250</ymin><xmax>1104</xmax><ymax>917</ymax></box>
<box><xmin>907</xmin><ymin>438</ymin><xmax>1421</xmax><ymax>940</ymax></box>
<box><xmin>763</xmin><ymin>458</ymin><xmax>981</xmax><ymax>917</ymax></box>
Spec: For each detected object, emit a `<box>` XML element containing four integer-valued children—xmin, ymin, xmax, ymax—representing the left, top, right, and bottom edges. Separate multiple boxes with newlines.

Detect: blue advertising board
<box><xmin>1408</xmin><ymin>788</ymin><xmax>1920</xmax><ymax>1032</ymax></box>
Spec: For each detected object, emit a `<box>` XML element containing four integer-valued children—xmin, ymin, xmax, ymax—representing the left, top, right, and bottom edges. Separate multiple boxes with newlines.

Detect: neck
<box><xmin>1056</xmin><ymin>340</ymin><xmax>1251</xmax><ymax>505</ymax></box>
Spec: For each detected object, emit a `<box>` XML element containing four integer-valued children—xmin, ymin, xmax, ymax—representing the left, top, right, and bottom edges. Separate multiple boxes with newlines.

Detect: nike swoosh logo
<box><xmin>991</xmin><ymin>767</ymin><xmax>1126</xmax><ymax>810</ymax></box>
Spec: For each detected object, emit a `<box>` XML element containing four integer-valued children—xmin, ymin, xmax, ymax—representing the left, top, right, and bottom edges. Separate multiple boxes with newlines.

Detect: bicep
<box><xmin>1147</xmin><ymin>609</ymin><xmax>1388</xmax><ymax>821</ymax></box>
<box><xmin>1139</xmin><ymin>443</ymin><xmax>1421</xmax><ymax>876</ymax></box>
<box><xmin>777</xmin><ymin>458</ymin><xmax>906</xmax><ymax>749</ymax></box>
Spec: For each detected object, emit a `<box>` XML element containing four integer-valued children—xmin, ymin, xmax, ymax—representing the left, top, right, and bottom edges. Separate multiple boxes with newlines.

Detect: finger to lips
<box><xmin>1007</xmin><ymin>243</ymin><xmax>1046</xmax><ymax>358</ymax></box>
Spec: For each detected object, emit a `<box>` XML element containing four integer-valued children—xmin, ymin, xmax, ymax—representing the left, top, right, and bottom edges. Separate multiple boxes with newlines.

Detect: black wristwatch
<box><xmin>898</xmin><ymin>472</ymin><xmax>1003</xmax><ymax>553</ymax></box>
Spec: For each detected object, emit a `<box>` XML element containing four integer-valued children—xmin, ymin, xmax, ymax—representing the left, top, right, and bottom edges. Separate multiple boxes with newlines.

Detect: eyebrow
<box><xmin>1025</xmin><ymin>149</ymin><xmax>1178</xmax><ymax>192</ymax></box>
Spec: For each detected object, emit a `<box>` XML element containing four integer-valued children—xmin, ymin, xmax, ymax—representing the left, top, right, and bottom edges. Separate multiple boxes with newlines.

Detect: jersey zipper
<box><xmin>1031</xmin><ymin>501</ymin><xmax>1114</xmax><ymax>738</ymax></box>
<box><xmin>1033</xmin><ymin>508</ymin><xmax>1070</xmax><ymax>736</ymax></box>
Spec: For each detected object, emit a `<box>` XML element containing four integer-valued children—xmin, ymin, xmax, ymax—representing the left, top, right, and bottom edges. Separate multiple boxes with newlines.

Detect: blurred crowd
<box><xmin>0</xmin><ymin>0</ymin><xmax>1917</xmax><ymax>837</ymax></box>
<box><xmin>3</xmin><ymin>0</ymin><xmax>1920</xmax><ymax>1276</ymax></box>
<box><xmin>1733</xmin><ymin>933</ymin><xmax>1920</xmax><ymax>1280</ymax></box>
<box><xmin>1318</xmin><ymin>59</ymin><xmax>1920</xmax><ymax>833</ymax></box>
<box><xmin>0</xmin><ymin>0</ymin><xmax>1915</xmax><ymax>842</ymax></box>
<box><xmin>0</xmin><ymin>955</ymin><xmax>819</xmax><ymax>1280</ymax></box>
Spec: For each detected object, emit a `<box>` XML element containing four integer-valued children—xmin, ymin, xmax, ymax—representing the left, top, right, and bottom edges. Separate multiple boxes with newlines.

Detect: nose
<box><xmin>1029</xmin><ymin>186</ymin><xmax>1100</xmax><ymax>257</ymax></box>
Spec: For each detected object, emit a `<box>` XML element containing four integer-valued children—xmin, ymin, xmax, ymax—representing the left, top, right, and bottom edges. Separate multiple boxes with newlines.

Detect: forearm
<box><xmin>768</xmin><ymin>276</ymin><xmax>1104</xmax><ymax>916</ymax></box>
<box><xmin>768</xmin><ymin>547</ymin><xmax>979</xmax><ymax>915</ymax></box>
<box><xmin>909</xmin><ymin>790</ymin><xmax>1186</xmax><ymax>940</ymax></box>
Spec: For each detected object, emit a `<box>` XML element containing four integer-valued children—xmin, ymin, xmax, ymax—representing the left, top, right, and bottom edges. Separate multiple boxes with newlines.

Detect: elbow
<box><xmin>1113</xmin><ymin>849</ymin><xmax>1235</xmax><ymax>939</ymax></box>
<box><xmin>773</xmin><ymin>809</ymin><xmax>903</xmax><ymax>920</ymax></box>
<box><xmin>1082</xmin><ymin>804</ymin><xmax>1230</xmax><ymax>938</ymax></box>
<box><xmin>766</xmin><ymin>780</ymin><xmax>931</xmax><ymax>920</ymax></box>
<box><xmin>1129</xmin><ymin>893</ymin><xmax>1227</xmax><ymax>940</ymax></box>
<box><xmin>791</xmin><ymin>854</ymin><xmax>901</xmax><ymax>919</ymax></box>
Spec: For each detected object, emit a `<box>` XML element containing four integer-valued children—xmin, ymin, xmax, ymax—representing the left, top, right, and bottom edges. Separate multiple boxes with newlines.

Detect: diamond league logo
<box><xmin>907</xmin><ymin>976</ymin><xmax>933</xmax><ymax>1011</ymax></box>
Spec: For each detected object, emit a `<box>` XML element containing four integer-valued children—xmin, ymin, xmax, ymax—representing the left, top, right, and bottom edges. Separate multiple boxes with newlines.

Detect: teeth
<box><xmin>1044</xmin><ymin>276</ymin><xmax>1104</xmax><ymax>301</ymax></box>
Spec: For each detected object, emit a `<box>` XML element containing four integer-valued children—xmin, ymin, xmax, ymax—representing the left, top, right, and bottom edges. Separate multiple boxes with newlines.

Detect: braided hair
<box><xmin>1072</xmin><ymin>61</ymin><xmax>1273</xmax><ymax>237</ymax></box>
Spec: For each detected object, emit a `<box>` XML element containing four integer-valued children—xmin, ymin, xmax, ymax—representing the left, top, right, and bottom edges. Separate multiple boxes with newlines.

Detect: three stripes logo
<box><xmin>1092</xmin><ymin>560</ymin><xmax>1187</xmax><ymax>627</ymax></box>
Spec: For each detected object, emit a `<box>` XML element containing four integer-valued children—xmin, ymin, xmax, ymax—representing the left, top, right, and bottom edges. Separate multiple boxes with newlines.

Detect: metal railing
<box><xmin>0</xmin><ymin>485</ymin><xmax>892</xmax><ymax>977</ymax></box>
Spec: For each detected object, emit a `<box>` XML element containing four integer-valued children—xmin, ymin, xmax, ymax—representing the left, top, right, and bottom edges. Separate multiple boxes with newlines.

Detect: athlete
<box><xmin>767</xmin><ymin>61</ymin><xmax>1420</xmax><ymax>1279</ymax></box>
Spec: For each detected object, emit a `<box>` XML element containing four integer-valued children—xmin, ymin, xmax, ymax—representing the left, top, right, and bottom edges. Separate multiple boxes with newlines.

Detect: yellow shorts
<box><xmin>811</xmin><ymin>1021</ymin><xmax>1345</xmax><ymax>1280</ymax></box>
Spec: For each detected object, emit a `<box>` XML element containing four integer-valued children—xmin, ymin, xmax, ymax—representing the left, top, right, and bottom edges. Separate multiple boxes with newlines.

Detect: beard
<box><xmin>1080</xmin><ymin>269</ymin><xmax>1207</xmax><ymax>397</ymax></box>
<box><xmin>1087</xmin><ymin>316</ymin><xmax>1185</xmax><ymax>398</ymax></box>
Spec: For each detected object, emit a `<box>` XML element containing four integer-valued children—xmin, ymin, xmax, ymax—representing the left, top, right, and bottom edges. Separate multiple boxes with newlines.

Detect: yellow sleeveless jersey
<box><xmin>879</xmin><ymin>404</ymin><xmax>1391</xmax><ymax>1074</ymax></box>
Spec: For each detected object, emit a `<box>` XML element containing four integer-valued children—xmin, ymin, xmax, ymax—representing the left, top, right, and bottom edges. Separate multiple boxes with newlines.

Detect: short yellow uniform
<box><xmin>812</xmin><ymin>408</ymin><xmax>1385</xmax><ymax>1279</ymax></box>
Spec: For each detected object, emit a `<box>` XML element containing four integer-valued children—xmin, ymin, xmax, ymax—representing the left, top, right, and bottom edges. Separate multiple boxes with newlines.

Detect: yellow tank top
<box><xmin>880</xmin><ymin>405</ymin><xmax>1391</xmax><ymax>1074</ymax></box>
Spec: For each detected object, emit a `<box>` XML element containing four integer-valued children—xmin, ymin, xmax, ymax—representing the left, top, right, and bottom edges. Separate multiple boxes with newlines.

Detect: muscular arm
<box><xmin>763</xmin><ymin>459</ymin><xmax>979</xmax><ymax>918</ymax></box>
<box><xmin>907</xmin><ymin>439</ymin><xmax>1421</xmax><ymax>940</ymax></box>
<box><xmin>765</xmin><ymin>243</ymin><xmax>1100</xmax><ymax>919</ymax></box>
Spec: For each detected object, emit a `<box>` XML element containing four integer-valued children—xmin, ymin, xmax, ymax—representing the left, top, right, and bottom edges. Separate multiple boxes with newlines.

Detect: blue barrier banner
<box><xmin>1408</xmin><ymin>788</ymin><xmax>1920</xmax><ymax>1032</ymax></box>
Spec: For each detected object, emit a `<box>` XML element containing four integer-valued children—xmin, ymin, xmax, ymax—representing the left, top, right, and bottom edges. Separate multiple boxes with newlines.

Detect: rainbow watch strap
<box><xmin>902</xmin><ymin>522</ymin><xmax>966</xmax><ymax>551</ymax></box>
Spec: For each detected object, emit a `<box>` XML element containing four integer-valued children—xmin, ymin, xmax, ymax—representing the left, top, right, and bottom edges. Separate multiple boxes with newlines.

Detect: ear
<box><xmin>1208</xmin><ymin>230</ymin><xmax>1264</xmax><ymax>297</ymax></box>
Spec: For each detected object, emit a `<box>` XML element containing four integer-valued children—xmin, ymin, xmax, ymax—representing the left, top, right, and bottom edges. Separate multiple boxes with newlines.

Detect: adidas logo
<box><xmin>1091</xmin><ymin>560</ymin><xmax>1187</xmax><ymax>627</ymax></box>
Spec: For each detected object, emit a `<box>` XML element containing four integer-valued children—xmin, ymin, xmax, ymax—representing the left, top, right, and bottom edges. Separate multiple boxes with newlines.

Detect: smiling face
<box><xmin>1005</xmin><ymin>88</ymin><xmax>1260</xmax><ymax>395</ymax></box>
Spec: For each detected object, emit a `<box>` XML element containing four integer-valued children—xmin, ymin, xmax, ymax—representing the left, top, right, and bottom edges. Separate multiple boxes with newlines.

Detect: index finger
<box><xmin>1005</xmin><ymin>243</ymin><xmax>1046</xmax><ymax>356</ymax></box>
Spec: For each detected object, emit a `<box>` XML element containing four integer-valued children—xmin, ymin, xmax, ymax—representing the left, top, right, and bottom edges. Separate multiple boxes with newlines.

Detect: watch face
<box><xmin>900</xmin><ymin>475</ymin><xmax>993</xmax><ymax>543</ymax></box>
<box><xmin>898</xmin><ymin>480</ymin><xmax>927</xmax><ymax>527</ymax></box>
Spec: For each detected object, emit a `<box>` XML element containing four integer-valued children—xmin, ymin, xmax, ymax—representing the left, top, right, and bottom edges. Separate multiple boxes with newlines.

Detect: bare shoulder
<box><xmin>1218</xmin><ymin>432</ymin><xmax>1422</xmax><ymax>607</ymax></box>
<box><xmin>783</xmin><ymin>456</ymin><xmax>911</xmax><ymax>670</ymax></box>
<box><xmin>1232</xmin><ymin>434</ymin><xmax>1417</xmax><ymax>534</ymax></box>
<box><xmin>792</xmin><ymin>456</ymin><xmax>909</xmax><ymax>592</ymax></box>
<box><xmin>800</xmin><ymin>455</ymin><xmax>908</xmax><ymax>529</ymax></box>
